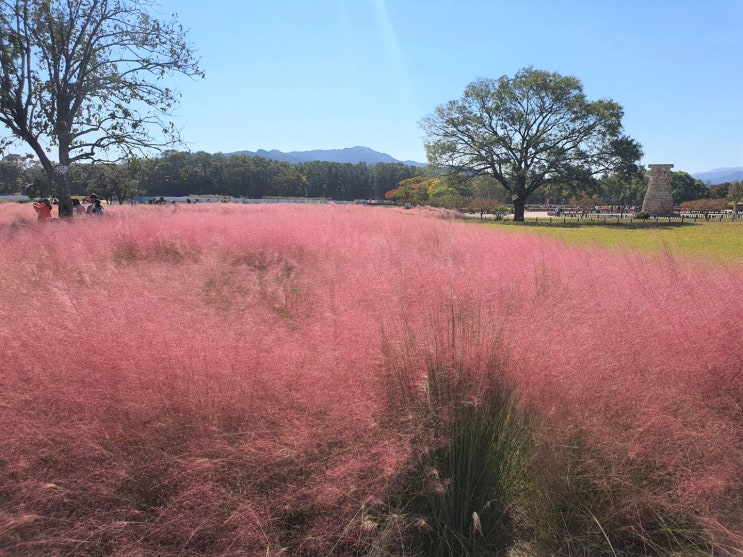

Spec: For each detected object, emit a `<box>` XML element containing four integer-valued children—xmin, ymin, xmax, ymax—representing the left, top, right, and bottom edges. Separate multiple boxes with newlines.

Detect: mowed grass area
<box><xmin>488</xmin><ymin>219</ymin><xmax>743</xmax><ymax>263</ymax></box>
<box><xmin>1</xmin><ymin>202</ymin><xmax>741</xmax><ymax>556</ymax></box>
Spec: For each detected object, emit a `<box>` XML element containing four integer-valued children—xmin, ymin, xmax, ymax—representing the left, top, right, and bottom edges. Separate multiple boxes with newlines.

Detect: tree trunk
<box><xmin>57</xmin><ymin>180</ymin><xmax>73</xmax><ymax>217</ymax></box>
<box><xmin>56</xmin><ymin>142</ymin><xmax>73</xmax><ymax>217</ymax></box>
<box><xmin>512</xmin><ymin>196</ymin><xmax>526</xmax><ymax>222</ymax></box>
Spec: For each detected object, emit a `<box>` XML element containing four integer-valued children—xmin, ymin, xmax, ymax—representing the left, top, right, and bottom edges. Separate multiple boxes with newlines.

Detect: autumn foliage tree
<box><xmin>385</xmin><ymin>175</ymin><xmax>436</xmax><ymax>205</ymax></box>
<box><xmin>678</xmin><ymin>198</ymin><xmax>728</xmax><ymax>212</ymax></box>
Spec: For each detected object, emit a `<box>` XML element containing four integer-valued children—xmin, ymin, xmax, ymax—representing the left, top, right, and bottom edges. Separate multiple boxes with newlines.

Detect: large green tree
<box><xmin>0</xmin><ymin>152</ymin><xmax>32</xmax><ymax>193</ymax></box>
<box><xmin>671</xmin><ymin>171</ymin><xmax>709</xmax><ymax>204</ymax></box>
<box><xmin>599</xmin><ymin>171</ymin><xmax>648</xmax><ymax>208</ymax></box>
<box><xmin>727</xmin><ymin>181</ymin><xmax>743</xmax><ymax>204</ymax></box>
<box><xmin>421</xmin><ymin>67</ymin><xmax>642</xmax><ymax>221</ymax></box>
<box><xmin>83</xmin><ymin>161</ymin><xmax>141</xmax><ymax>203</ymax></box>
<box><xmin>0</xmin><ymin>0</ymin><xmax>202</xmax><ymax>213</ymax></box>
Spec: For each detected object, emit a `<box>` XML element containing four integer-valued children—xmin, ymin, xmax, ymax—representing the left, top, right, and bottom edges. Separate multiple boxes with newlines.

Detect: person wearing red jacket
<box><xmin>33</xmin><ymin>199</ymin><xmax>53</xmax><ymax>222</ymax></box>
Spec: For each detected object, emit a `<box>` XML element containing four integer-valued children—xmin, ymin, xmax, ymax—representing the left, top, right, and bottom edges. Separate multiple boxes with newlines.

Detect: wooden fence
<box><xmin>528</xmin><ymin>213</ymin><xmax>743</xmax><ymax>224</ymax></box>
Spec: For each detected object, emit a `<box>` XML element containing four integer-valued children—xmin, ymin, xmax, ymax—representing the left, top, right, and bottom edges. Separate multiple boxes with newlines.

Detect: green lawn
<box><xmin>487</xmin><ymin>220</ymin><xmax>743</xmax><ymax>263</ymax></box>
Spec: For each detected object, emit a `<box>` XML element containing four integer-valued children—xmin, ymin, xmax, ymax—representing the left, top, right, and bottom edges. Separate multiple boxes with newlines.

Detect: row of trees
<box><xmin>1</xmin><ymin>150</ymin><xmax>739</xmax><ymax>210</ymax></box>
<box><xmin>0</xmin><ymin>151</ymin><xmax>426</xmax><ymax>201</ymax></box>
<box><xmin>383</xmin><ymin>167</ymin><xmax>742</xmax><ymax>209</ymax></box>
<box><xmin>562</xmin><ymin>171</ymin><xmax>742</xmax><ymax>210</ymax></box>
<box><xmin>141</xmin><ymin>153</ymin><xmax>424</xmax><ymax>200</ymax></box>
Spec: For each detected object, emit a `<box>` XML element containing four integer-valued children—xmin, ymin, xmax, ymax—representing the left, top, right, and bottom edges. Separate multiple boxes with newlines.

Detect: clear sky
<box><xmin>154</xmin><ymin>0</ymin><xmax>742</xmax><ymax>174</ymax></box>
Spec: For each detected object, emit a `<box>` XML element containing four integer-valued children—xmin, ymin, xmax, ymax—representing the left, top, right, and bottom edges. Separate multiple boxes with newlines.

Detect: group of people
<box><xmin>33</xmin><ymin>194</ymin><xmax>104</xmax><ymax>223</ymax></box>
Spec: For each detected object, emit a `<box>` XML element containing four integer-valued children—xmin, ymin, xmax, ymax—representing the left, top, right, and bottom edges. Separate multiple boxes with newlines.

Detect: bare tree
<box><xmin>0</xmin><ymin>0</ymin><xmax>203</xmax><ymax>213</ymax></box>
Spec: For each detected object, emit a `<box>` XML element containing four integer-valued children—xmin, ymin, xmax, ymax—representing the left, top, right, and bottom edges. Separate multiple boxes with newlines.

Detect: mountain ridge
<box><xmin>691</xmin><ymin>167</ymin><xmax>743</xmax><ymax>185</ymax></box>
<box><xmin>226</xmin><ymin>146</ymin><xmax>426</xmax><ymax>167</ymax></box>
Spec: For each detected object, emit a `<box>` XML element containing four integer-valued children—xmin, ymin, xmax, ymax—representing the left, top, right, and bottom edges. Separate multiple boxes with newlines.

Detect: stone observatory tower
<box><xmin>642</xmin><ymin>164</ymin><xmax>674</xmax><ymax>216</ymax></box>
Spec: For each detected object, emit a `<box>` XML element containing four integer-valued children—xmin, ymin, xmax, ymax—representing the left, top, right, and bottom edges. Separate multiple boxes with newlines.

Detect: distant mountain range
<box><xmin>227</xmin><ymin>146</ymin><xmax>426</xmax><ymax>167</ymax></box>
<box><xmin>691</xmin><ymin>167</ymin><xmax>743</xmax><ymax>185</ymax></box>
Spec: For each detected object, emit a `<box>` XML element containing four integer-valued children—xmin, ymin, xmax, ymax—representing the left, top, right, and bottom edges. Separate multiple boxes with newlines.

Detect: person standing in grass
<box><xmin>90</xmin><ymin>199</ymin><xmax>104</xmax><ymax>217</ymax></box>
<box><xmin>85</xmin><ymin>193</ymin><xmax>98</xmax><ymax>214</ymax></box>
<box><xmin>32</xmin><ymin>198</ymin><xmax>53</xmax><ymax>222</ymax></box>
<box><xmin>72</xmin><ymin>198</ymin><xmax>85</xmax><ymax>216</ymax></box>
<box><xmin>86</xmin><ymin>194</ymin><xmax>105</xmax><ymax>216</ymax></box>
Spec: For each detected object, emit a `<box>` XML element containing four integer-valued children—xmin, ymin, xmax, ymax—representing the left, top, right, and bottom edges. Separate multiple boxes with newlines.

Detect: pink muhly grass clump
<box><xmin>369</xmin><ymin>218</ymin><xmax>743</xmax><ymax>552</ymax></box>
<box><xmin>0</xmin><ymin>200</ymin><xmax>38</xmax><ymax>227</ymax></box>
<box><xmin>0</xmin><ymin>203</ymin><xmax>417</xmax><ymax>554</ymax></box>
<box><xmin>0</xmin><ymin>202</ymin><xmax>741</xmax><ymax>554</ymax></box>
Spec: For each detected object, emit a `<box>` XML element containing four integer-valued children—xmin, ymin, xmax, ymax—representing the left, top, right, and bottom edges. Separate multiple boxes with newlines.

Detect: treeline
<box><xmin>2</xmin><ymin>151</ymin><xmax>741</xmax><ymax>210</ymax></box>
<box><xmin>140</xmin><ymin>152</ymin><xmax>426</xmax><ymax>200</ymax></box>
<box><xmin>0</xmin><ymin>151</ymin><xmax>425</xmax><ymax>201</ymax></box>
<box><xmin>381</xmin><ymin>170</ymin><xmax>742</xmax><ymax>209</ymax></box>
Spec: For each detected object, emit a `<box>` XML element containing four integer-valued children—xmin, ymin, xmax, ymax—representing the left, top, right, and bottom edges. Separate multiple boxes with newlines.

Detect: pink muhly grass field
<box><xmin>0</xmin><ymin>202</ymin><xmax>741</xmax><ymax>555</ymax></box>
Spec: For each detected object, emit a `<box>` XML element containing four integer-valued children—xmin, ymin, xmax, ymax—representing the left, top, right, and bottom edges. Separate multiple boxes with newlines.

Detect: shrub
<box><xmin>680</xmin><ymin>198</ymin><xmax>729</xmax><ymax>212</ymax></box>
<box><xmin>467</xmin><ymin>198</ymin><xmax>512</xmax><ymax>219</ymax></box>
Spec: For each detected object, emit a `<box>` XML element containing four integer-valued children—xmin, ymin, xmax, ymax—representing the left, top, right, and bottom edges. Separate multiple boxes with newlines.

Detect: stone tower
<box><xmin>642</xmin><ymin>164</ymin><xmax>674</xmax><ymax>216</ymax></box>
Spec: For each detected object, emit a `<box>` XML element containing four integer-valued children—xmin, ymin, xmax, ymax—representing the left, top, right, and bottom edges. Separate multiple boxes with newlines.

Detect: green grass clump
<box><xmin>488</xmin><ymin>220</ymin><xmax>743</xmax><ymax>263</ymax></box>
<box><xmin>379</xmin><ymin>313</ymin><xmax>532</xmax><ymax>556</ymax></box>
<box><xmin>410</xmin><ymin>381</ymin><xmax>529</xmax><ymax>556</ymax></box>
<box><xmin>378</xmin><ymin>311</ymin><xmax>725</xmax><ymax>556</ymax></box>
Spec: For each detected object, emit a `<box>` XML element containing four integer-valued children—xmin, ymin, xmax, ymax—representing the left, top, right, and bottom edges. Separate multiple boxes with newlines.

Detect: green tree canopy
<box><xmin>84</xmin><ymin>162</ymin><xmax>141</xmax><ymax>203</ymax></box>
<box><xmin>725</xmin><ymin>181</ymin><xmax>743</xmax><ymax>203</ymax></box>
<box><xmin>671</xmin><ymin>171</ymin><xmax>709</xmax><ymax>205</ymax></box>
<box><xmin>0</xmin><ymin>0</ymin><xmax>203</xmax><ymax>209</ymax></box>
<box><xmin>421</xmin><ymin>67</ymin><xmax>643</xmax><ymax>221</ymax></box>
<box><xmin>599</xmin><ymin>171</ymin><xmax>648</xmax><ymax>207</ymax></box>
<box><xmin>0</xmin><ymin>152</ymin><xmax>32</xmax><ymax>193</ymax></box>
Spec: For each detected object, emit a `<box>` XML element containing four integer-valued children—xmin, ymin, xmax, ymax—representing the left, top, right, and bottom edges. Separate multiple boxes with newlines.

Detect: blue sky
<box><xmin>156</xmin><ymin>0</ymin><xmax>742</xmax><ymax>174</ymax></box>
